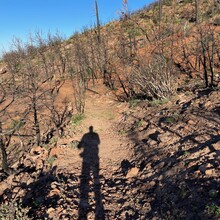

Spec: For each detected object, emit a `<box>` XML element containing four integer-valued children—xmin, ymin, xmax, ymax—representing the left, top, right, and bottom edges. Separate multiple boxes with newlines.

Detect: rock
<box><xmin>199</xmin><ymin>163</ymin><xmax>212</xmax><ymax>174</ymax></box>
<box><xmin>213</xmin><ymin>141</ymin><xmax>220</xmax><ymax>151</ymax></box>
<box><xmin>149</xmin><ymin>180</ymin><xmax>156</xmax><ymax>187</ymax></box>
<box><xmin>35</xmin><ymin>158</ymin><xmax>44</xmax><ymax>170</ymax></box>
<box><xmin>205</xmin><ymin>169</ymin><xmax>215</xmax><ymax>176</ymax></box>
<box><xmin>176</xmin><ymin>94</ymin><xmax>188</xmax><ymax>105</ymax></box>
<box><xmin>126</xmin><ymin>167</ymin><xmax>139</xmax><ymax>178</ymax></box>
<box><xmin>143</xmin><ymin>128</ymin><xmax>158</xmax><ymax>138</ymax></box>
<box><xmin>147</xmin><ymin>139</ymin><xmax>158</xmax><ymax>145</ymax></box>
<box><xmin>204</xmin><ymin>101</ymin><xmax>212</xmax><ymax>108</ymax></box>
<box><xmin>23</xmin><ymin>158</ymin><xmax>34</xmax><ymax>168</ymax></box>
<box><xmin>49</xmin><ymin>147</ymin><xmax>63</xmax><ymax>158</ymax></box>
<box><xmin>49</xmin><ymin>188</ymin><xmax>61</xmax><ymax>197</ymax></box>
<box><xmin>155</xmin><ymin>161</ymin><xmax>165</xmax><ymax>169</ymax></box>
<box><xmin>183</xmin><ymin>125</ymin><xmax>191</xmax><ymax>131</ymax></box>
<box><xmin>0</xmin><ymin>182</ymin><xmax>9</xmax><ymax>196</ymax></box>
<box><xmin>47</xmin><ymin>207</ymin><xmax>55</xmax><ymax>214</ymax></box>
<box><xmin>30</xmin><ymin>146</ymin><xmax>45</xmax><ymax>155</ymax></box>
<box><xmin>51</xmin><ymin>181</ymin><xmax>61</xmax><ymax>189</ymax></box>
<box><xmin>0</xmin><ymin>67</ymin><xmax>7</xmax><ymax>74</ymax></box>
<box><xmin>142</xmin><ymin>202</ymin><xmax>152</xmax><ymax>213</ymax></box>
<box><xmin>158</xmin><ymin>132</ymin><xmax>179</xmax><ymax>145</ymax></box>
<box><xmin>187</xmin><ymin>120</ymin><xmax>196</xmax><ymax>125</ymax></box>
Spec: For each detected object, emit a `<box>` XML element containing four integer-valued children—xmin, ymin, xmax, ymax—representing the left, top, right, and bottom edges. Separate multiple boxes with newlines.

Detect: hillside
<box><xmin>0</xmin><ymin>81</ymin><xmax>219</xmax><ymax>220</ymax></box>
<box><xmin>0</xmin><ymin>0</ymin><xmax>220</xmax><ymax>219</ymax></box>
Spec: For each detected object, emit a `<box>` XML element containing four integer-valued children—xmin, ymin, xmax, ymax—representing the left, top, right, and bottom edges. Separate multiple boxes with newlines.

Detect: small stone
<box><xmin>187</xmin><ymin>120</ymin><xmax>196</xmax><ymax>125</ymax></box>
<box><xmin>204</xmin><ymin>101</ymin><xmax>212</xmax><ymax>108</ymax></box>
<box><xmin>49</xmin><ymin>188</ymin><xmax>61</xmax><ymax>197</ymax></box>
<box><xmin>205</xmin><ymin>169</ymin><xmax>215</xmax><ymax>176</ymax></box>
<box><xmin>213</xmin><ymin>141</ymin><xmax>220</xmax><ymax>151</ymax></box>
<box><xmin>149</xmin><ymin>181</ymin><xmax>156</xmax><ymax>187</ymax></box>
<box><xmin>155</xmin><ymin>161</ymin><xmax>165</xmax><ymax>169</ymax></box>
<box><xmin>0</xmin><ymin>182</ymin><xmax>9</xmax><ymax>196</ymax></box>
<box><xmin>148</xmin><ymin>139</ymin><xmax>158</xmax><ymax>145</ymax></box>
<box><xmin>142</xmin><ymin>202</ymin><xmax>152</xmax><ymax>213</ymax></box>
<box><xmin>126</xmin><ymin>167</ymin><xmax>139</xmax><ymax>178</ymax></box>
<box><xmin>47</xmin><ymin>207</ymin><xmax>55</xmax><ymax>214</ymax></box>
<box><xmin>35</xmin><ymin>158</ymin><xmax>43</xmax><ymax>170</ymax></box>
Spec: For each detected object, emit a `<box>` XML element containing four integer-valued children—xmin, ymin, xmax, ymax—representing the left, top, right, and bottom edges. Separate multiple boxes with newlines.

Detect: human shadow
<box><xmin>77</xmin><ymin>126</ymin><xmax>104</xmax><ymax>220</ymax></box>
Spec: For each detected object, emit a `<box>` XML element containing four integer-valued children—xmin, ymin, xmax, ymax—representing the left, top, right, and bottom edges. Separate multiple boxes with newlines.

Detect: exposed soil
<box><xmin>0</xmin><ymin>82</ymin><xmax>219</xmax><ymax>220</ymax></box>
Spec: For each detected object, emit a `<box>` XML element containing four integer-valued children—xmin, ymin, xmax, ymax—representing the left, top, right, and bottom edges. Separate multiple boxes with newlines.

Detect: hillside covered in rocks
<box><xmin>0</xmin><ymin>0</ymin><xmax>220</xmax><ymax>219</ymax></box>
<box><xmin>0</xmin><ymin>82</ymin><xmax>219</xmax><ymax>219</ymax></box>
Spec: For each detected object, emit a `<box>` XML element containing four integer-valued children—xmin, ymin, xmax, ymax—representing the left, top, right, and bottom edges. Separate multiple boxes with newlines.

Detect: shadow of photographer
<box><xmin>77</xmin><ymin>126</ymin><xmax>104</xmax><ymax>220</ymax></box>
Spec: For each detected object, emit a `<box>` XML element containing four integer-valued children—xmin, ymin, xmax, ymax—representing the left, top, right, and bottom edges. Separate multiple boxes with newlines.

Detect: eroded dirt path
<box><xmin>56</xmin><ymin>82</ymin><xmax>130</xmax><ymax>169</ymax></box>
<box><xmin>79</xmin><ymin>84</ymin><xmax>130</xmax><ymax>162</ymax></box>
<box><xmin>50</xmin><ymin>82</ymin><xmax>131</xmax><ymax>219</ymax></box>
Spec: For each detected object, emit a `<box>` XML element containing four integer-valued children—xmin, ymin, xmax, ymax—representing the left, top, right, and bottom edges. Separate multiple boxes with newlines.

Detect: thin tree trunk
<box><xmin>33</xmin><ymin>96</ymin><xmax>41</xmax><ymax>145</ymax></box>
<box><xmin>195</xmin><ymin>0</ymin><xmax>199</xmax><ymax>24</ymax></box>
<box><xmin>95</xmin><ymin>0</ymin><xmax>101</xmax><ymax>44</ymax></box>
<box><xmin>0</xmin><ymin>123</ymin><xmax>9</xmax><ymax>173</ymax></box>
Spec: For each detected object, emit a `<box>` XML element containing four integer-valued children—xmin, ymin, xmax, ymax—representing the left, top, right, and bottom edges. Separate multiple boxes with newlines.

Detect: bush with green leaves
<box><xmin>206</xmin><ymin>204</ymin><xmax>220</xmax><ymax>218</ymax></box>
<box><xmin>70</xmin><ymin>114</ymin><xmax>85</xmax><ymax>127</ymax></box>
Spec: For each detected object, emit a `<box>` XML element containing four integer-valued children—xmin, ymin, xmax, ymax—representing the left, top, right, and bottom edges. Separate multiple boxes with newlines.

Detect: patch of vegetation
<box><xmin>149</xmin><ymin>98</ymin><xmax>169</xmax><ymax>107</ymax></box>
<box><xmin>7</xmin><ymin>119</ymin><xmax>25</xmax><ymax>132</ymax></box>
<box><xmin>206</xmin><ymin>204</ymin><xmax>220</xmax><ymax>218</ymax></box>
<box><xmin>209</xmin><ymin>190</ymin><xmax>219</xmax><ymax>199</ymax></box>
<box><xmin>49</xmin><ymin>137</ymin><xmax>58</xmax><ymax>145</ymax></box>
<box><xmin>46</xmin><ymin>155</ymin><xmax>57</xmax><ymax>167</ymax></box>
<box><xmin>129</xmin><ymin>98</ymin><xmax>141</xmax><ymax>108</ymax></box>
<box><xmin>135</xmin><ymin>119</ymin><xmax>144</xmax><ymax>128</ymax></box>
<box><xmin>185</xmin><ymin>91</ymin><xmax>193</xmax><ymax>96</ymax></box>
<box><xmin>165</xmin><ymin>113</ymin><xmax>181</xmax><ymax>124</ymax></box>
<box><xmin>70</xmin><ymin>140</ymin><xmax>79</xmax><ymax>150</ymax></box>
<box><xmin>119</xmin><ymin>129</ymin><xmax>126</xmax><ymax>136</ymax></box>
<box><xmin>70</xmin><ymin>113</ymin><xmax>85</xmax><ymax>127</ymax></box>
<box><xmin>65</xmin><ymin>38</ymin><xmax>72</xmax><ymax>44</ymax></box>
<box><xmin>0</xmin><ymin>200</ymin><xmax>31</xmax><ymax>220</ymax></box>
<box><xmin>106</xmin><ymin>112</ymin><xmax>115</xmax><ymax>120</ymax></box>
<box><xmin>179</xmin><ymin>187</ymin><xmax>187</xmax><ymax>199</ymax></box>
<box><xmin>183</xmin><ymin>150</ymin><xmax>190</xmax><ymax>157</ymax></box>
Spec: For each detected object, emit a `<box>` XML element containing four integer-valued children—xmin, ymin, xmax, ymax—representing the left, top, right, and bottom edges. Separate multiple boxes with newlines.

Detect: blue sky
<box><xmin>0</xmin><ymin>0</ymin><xmax>154</xmax><ymax>53</ymax></box>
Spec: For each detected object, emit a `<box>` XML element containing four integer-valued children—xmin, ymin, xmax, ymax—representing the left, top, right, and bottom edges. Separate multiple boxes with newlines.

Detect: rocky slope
<box><xmin>118</xmin><ymin>87</ymin><xmax>220</xmax><ymax>220</ymax></box>
<box><xmin>0</xmin><ymin>85</ymin><xmax>219</xmax><ymax>220</ymax></box>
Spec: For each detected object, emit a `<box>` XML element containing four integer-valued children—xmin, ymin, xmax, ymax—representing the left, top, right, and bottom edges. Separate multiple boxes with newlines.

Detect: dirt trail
<box><xmin>55</xmin><ymin>82</ymin><xmax>131</xmax><ymax>176</ymax></box>
<box><xmin>1</xmin><ymin>81</ymin><xmax>219</xmax><ymax>219</ymax></box>
<box><xmin>48</xmin><ymin>82</ymin><xmax>132</xmax><ymax>219</ymax></box>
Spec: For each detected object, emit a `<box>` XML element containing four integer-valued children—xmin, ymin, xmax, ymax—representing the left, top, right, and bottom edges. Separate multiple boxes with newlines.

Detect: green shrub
<box><xmin>165</xmin><ymin>113</ymin><xmax>180</xmax><ymax>124</ymax></box>
<box><xmin>149</xmin><ymin>98</ymin><xmax>169</xmax><ymax>107</ymax></box>
<box><xmin>206</xmin><ymin>204</ymin><xmax>220</xmax><ymax>218</ymax></box>
<box><xmin>135</xmin><ymin>119</ymin><xmax>144</xmax><ymax>128</ymax></box>
<box><xmin>70</xmin><ymin>114</ymin><xmax>85</xmax><ymax>126</ymax></box>
<box><xmin>46</xmin><ymin>155</ymin><xmax>57</xmax><ymax>167</ymax></box>
<box><xmin>129</xmin><ymin>98</ymin><xmax>140</xmax><ymax>108</ymax></box>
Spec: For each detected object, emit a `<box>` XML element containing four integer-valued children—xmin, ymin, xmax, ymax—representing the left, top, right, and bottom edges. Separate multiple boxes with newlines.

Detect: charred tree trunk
<box><xmin>0</xmin><ymin>123</ymin><xmax>9</xmax><ymax>173</ymax></box>
<box><xmin>33</xmin><ymin>96</ymin><xmax>41</xmax><ymax>145</ymax></box>
<box><xmin>95</xmin><ymin>0</ymin><xmax>101</xmax><ymax>44</ymax></box>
